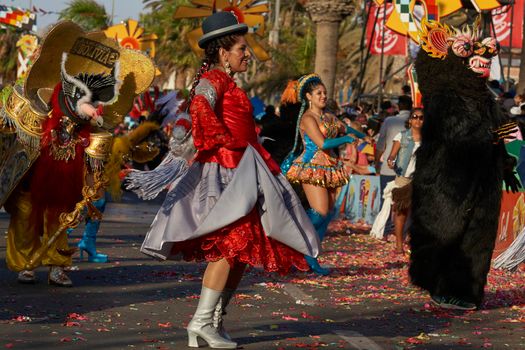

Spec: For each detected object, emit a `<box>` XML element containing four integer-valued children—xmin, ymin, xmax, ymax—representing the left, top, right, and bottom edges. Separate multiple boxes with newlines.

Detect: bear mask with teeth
<box><xmin>409</xmin><ymin>18</ymin><xmax>521</xmax><ymax>308</ymax></box>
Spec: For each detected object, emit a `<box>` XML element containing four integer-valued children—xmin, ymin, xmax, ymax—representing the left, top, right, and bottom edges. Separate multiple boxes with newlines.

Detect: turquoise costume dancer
<box><xmin>282</xmin><ymin>74</ymin><xmax>364</xmax><ymax>275</ymax></box>
<box><xmin>287</xmin><ymin>115</ymin><xmax>348</xmax><ymax>188</ymax></box>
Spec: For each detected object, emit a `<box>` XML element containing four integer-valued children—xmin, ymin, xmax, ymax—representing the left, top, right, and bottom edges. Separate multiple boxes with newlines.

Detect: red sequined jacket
<box><xmin>190</xmin><ymin>69</ymin><xmax>279</xmax><ymax>173</ymax></box>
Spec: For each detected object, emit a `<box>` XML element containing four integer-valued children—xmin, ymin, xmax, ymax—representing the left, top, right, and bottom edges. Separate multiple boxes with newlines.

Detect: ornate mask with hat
<box><xmin>0</xmin><ymin>21</ymin><xmax>156</xmax><ymax>210</ymax></box>
<box><xmin>25</xmin><ymin>21</ymin><xmax>156</xmax><ymax>130</ymax></box>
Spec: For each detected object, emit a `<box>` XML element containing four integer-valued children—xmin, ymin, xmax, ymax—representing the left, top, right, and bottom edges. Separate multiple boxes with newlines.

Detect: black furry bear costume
<box><xmin>409</xmin><ymin>20</ymin><xmax>520</xmax><ymax>307</ymax></box>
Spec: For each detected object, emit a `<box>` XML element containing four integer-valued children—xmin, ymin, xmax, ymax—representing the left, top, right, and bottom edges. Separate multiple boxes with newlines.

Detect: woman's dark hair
<box><xmin>380</xmin><ymin>100</ymin><xmax>392</xmax><ymax>110</ymax></box>
<box><xmin>299</xmin><ymin>79</ymin><xmax>324</xmax><ymax>103</ymax></box>
<box><xmin>188</xmin><ymin>34</ymin><xmax>241</xmax><ymax>106</ymax></box>
<box><xmin>366</xmin><ymin>117</ymin><xmax>381</xmax><ymax>136</ymax></box>
<box><xmin>279</xmin><ymin>102</ymin><xmax>301</xmax><ymax>124</ymax></box>
<box><xmin>203</xmin><ymin>35</ymin><xmax>240</xmax><ymax>65</ymax></box>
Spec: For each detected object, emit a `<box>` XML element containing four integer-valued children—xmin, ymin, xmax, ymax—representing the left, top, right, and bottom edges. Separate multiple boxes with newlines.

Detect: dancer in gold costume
<box><xmin>0</xmin><ymin>21</ymin><xmax>155</xmax><ymax>286</ymax></box>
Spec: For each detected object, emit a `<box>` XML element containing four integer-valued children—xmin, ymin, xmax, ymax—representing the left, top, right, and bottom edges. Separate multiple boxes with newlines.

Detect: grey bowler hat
<box><xmin>198</xmin><ymin>11</ymin><xmax>248</xmax><ymax>49</ymax></box>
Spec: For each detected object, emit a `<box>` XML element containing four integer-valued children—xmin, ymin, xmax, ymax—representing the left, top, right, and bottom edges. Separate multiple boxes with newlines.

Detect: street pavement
<box><xmin>1</xmin><ymin>194</ymin><xmax>524</xmax><ymax>349</ymax></box>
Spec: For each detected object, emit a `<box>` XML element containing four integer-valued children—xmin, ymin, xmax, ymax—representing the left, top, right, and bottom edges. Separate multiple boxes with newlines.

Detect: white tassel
<box><xmin>493</xmin><ymin>227</ymin><xmax>525</xmax><ymax>271</ymax></box>
<box><xmin>125</xmin><ymin>129</ymin><xmax>195</xmax><ymax>200</ymax></box>
<box><xmin>125</xmin><ymin>153</ymin><xmax>189</xmax><ymax>200</ymax></box>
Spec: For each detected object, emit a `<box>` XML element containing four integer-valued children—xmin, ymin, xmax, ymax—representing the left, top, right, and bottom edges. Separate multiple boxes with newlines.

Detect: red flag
<box><xmin>492</xmin><ymin>1</ymin><xmax>523</xmax><ymax>49</ymax></box>
<box><xmin>366</xmin><ymin>2</ymin><xmax>407</xmax><ymax>56</ymax></box>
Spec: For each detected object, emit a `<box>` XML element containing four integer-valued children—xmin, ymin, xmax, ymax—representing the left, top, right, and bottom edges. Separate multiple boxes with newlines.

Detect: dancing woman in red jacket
<box><xmin>137</xmin><ymin>12</ymin><xmax>320</xmax><ymax>349</ymax></box>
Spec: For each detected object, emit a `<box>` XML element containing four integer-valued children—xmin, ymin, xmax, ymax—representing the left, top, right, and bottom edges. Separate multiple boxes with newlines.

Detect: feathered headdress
<box><xmin>280</xmin><ymin>80</ymin><xmax>298</xmax><ymax>105</ymax></box>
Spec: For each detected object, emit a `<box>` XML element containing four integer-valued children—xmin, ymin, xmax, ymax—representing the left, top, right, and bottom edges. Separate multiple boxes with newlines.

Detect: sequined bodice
<box><xmin>303</xmin><ymin>114</ymin><xmax>339</xmax><ymax>151</ymax></box>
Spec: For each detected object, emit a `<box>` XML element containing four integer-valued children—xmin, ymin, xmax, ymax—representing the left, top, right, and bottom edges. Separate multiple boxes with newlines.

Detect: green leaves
<box><xmin>0</xmin><ymin>28</ymin><xmax>18</xmax><ymax>83</ymax></box>
<box><xmin>140</xmin><ymin>0</ymin><xmax>198</xmax><ymax>80</ymax></box>
<box><xmin>59</xmin><ymin>0</ymin><xmax>110</xmax><ymax>31</ymax></box>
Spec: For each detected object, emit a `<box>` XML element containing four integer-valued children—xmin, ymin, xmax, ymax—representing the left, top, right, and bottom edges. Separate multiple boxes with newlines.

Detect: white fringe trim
<box><xmin>125</xmin><ymin>153</ymin><xmax>189</xmax><ymax>200</ymax></box>
<box><xmin>493</xmin><ymin>227</ymin><xmax>525</xmax><ymax>271</ymax></box>
<box><xmin>0</xmin><ymin>107</ymin><xmax>15</xmax><ymax>129</ymax></box>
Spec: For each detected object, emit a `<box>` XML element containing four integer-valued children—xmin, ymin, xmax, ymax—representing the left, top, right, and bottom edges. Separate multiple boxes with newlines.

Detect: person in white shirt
<box><xmin>374</xmin><ymin>95</ymin><xmax>413</xmax><ymax>234</ymax></box>
<box><xmin>375</xmin><ymin>96</ymin><xmax>413</xmax><ymax>195</ymax></box>
<box><xmin>386</xmin><ymin>109</ymin><xmax>423</xmax><ymax>253</ymax></box>
<box><xmin>510</xmin><ymin>93</ymin><xmax>525</xmax><ymax>116</ymax></box>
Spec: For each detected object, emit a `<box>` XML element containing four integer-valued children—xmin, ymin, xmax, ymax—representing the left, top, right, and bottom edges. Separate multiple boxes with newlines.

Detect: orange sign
<box><xmin>495</xmin><ymin>191</ymin><xmax>525</xmax><ymax>258</ymax></box>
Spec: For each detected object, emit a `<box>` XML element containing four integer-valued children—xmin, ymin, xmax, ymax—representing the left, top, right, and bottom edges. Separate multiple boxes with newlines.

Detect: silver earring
<box><xmin>225</xmin><ymin>61</ymin><xmax>232</xmax><ymax>76</ymax></box>
<box><xmin>309</xmin><ymin>100</ymin><xmax>312</xmax><ymax>109</ymax></box>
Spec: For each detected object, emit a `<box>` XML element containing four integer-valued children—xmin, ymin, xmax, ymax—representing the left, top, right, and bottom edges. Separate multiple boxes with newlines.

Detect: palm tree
<box><xmin>337</xmin><ymin>5</ymin><xmax>406</xmax><ymax>104</ymax></box>
<box><xmin>0</xmin><ymin>28</ymin><xmax>19</xmax><ymax>86</ymax></box>
<box><xmin>303</xmin><ymin>0</ymin><xmax>355</xmax><ymax>99</ymax></box>
<box><xmin>59</xmin><ymin>0</ymin><xmax>110</xmax><ymax>31</ymax></box>
<box><xmin>141</xmin><ymin>0</ymin><xmax>199</xmax><ymax>89</ymax></box>
<box><xmin>245</xmin><ymin>3</ymin><xmax>315</xmax><ymax>100</ymax></box>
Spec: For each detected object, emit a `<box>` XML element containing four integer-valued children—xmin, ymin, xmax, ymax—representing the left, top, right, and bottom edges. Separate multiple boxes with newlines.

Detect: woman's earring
<box><xmin>308</xmin><ymin>100</ymin><xmax>312</xmax><ymax>109</ymax></box>
<box><xmin>225</xmin><ymin>61</ymin><xmax>232</xmax><ymax>76</ymax></box>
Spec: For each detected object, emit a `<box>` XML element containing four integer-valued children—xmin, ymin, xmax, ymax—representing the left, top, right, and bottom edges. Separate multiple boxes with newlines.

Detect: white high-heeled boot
<box><xmin>214</xmin><ymin>288</ymin><xmax>235</xmax><ymax>341</ymax></box>
<box><xmin>187</xmin><ymin>287</ymin><xmax>237</xmax><ymax>349</ymax></box>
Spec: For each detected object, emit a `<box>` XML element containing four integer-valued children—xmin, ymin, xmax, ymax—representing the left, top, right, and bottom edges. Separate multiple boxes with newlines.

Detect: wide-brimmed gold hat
<box><xmin>24</xmin><ymin>21</ymin><xmax>155</xmax><ymax>129</ymax></box>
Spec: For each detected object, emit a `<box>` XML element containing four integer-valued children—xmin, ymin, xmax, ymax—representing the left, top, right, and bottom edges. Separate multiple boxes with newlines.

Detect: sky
<box><xmin>4</xmin><ymin>0</ymin><xmax>147</xmax><ymax>32</ymax></box>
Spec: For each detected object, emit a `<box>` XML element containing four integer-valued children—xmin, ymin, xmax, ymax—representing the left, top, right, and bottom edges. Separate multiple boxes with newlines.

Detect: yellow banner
<box><xmin>470</xmin><ymin>0</ymin><xmax>502</xmax><ymax>11</ymax></box>
<box><xmin>437</xmin><ymin>0</ymin><xmax>462</xmax><ymax>17</ymax></box>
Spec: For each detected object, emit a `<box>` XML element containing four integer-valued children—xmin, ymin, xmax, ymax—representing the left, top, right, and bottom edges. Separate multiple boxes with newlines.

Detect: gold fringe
<box><xmin>493</xmin><ymin>121</ymin><xmax>519</xmax><ymax>143</ymax></box>
<box><xmin>105</xmin><ymin>135</ymin><xmax>132</xmax><ymax>201</ymax></box>
<box><xmin>50</xmin><ymin>138</ymin><xmax>79</xmax><ymax>161</ymax></box>
<box><xmin>288</xmin><ymin>177</ymin><xmax>348</xmax><ymax>189</ymax></box>
<box><xmin>87</xmin><ymin>154</ymin><xmax>106</xmax><ymax>172</ymax></box>
<box><xmin>15</xmin><ymin>125</ymin><xmax>41</xmax><ymax>153</ymax></box>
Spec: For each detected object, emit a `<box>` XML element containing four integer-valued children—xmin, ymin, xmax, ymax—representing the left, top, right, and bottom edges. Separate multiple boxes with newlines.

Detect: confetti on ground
<box><xmin>257</xmin><ymin>219</ymin><xmax>525</xmax><ymax>349</ymax></box>
<box><xmin>1</xmin><ymin>216</ymin><xmax>524</xmax><ymax>349</ymax></box>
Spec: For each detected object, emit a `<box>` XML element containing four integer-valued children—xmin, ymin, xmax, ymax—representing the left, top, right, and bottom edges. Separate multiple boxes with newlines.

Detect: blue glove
<box><xmin>345</xmin><ymin>125</ymin><xmax>366</xmax><ymax>139</ymax></box>
<box><xmin>322</xmin><ymin>135</ymin><xmax>355</xmax><ymax>150</ymax></box>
